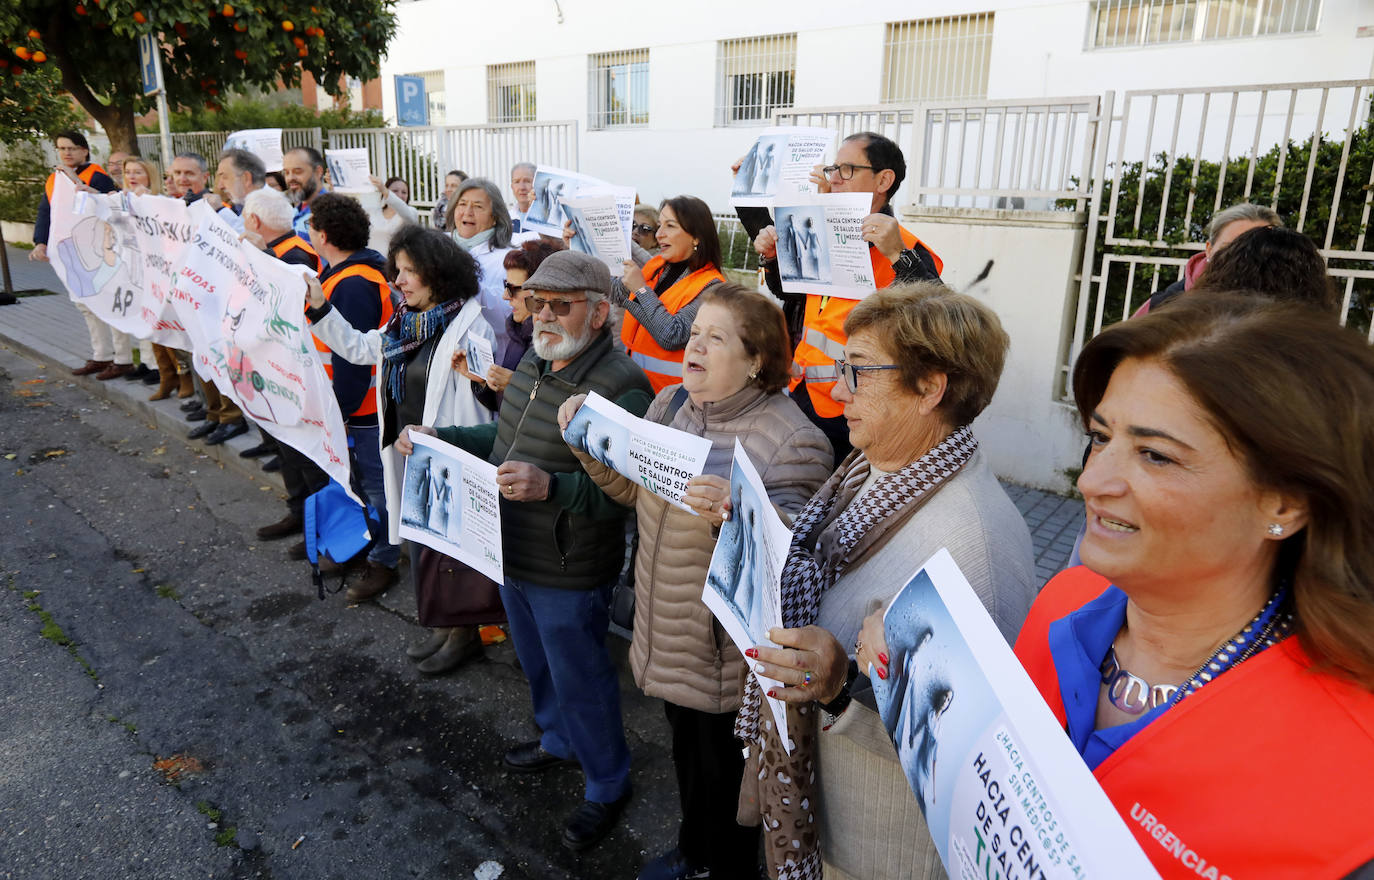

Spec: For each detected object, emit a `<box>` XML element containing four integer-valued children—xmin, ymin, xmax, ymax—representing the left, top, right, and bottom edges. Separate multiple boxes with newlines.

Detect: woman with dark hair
<box><xmin>558</xmin><ymin>284</ymin><xmax>832</xmax><ymax>880</ymax></box>
<box><xmin>447</xmin><ymin>177</ymin><xmax>533</xmax><ymax>362</ymax></box>
<box><xmin>1015</xmin><ymin>293</ymin><xmax>1374</xmax><ymax>877</ymax></box>
<box><xmin>1189</xmin><ymin>225</ymin><xmax>1338</xmax><ymax>313</ymax></box>
<box><xmin>454</xmin><ymin>238</ymin><xmax>563</xmax><ymax>411</ymax></box>
<box><xmin>617</xmin><ymin>195</ymin><xmax>726</xmax><ymax>393</ymax></box>
<box><xmin>264</xmin><ymin>171</ymin><xmax>287</xmax><ymax>192</ymax></box>
<box><xmin>305</xmin><ymin>225</ymin><xmax>499</xmax><ymax>673</ymax></box>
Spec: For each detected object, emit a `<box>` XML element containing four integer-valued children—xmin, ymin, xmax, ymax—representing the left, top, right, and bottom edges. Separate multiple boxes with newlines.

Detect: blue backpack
<box><xmin>304</xmin><ymin>469</ymin><xmax>383</xmax><ymax>600</ymax></box>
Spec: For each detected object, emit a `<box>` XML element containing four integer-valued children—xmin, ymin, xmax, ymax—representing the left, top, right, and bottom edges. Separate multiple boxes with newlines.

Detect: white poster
<box><xmin>701</xmin><ymin>440</ymin><xmax>791</xmax><ymax>751</ymax></box>
<box><xmin>398</xmin><ymin>431</ymin><xmax>504</xmax><ymax>584</ymax></box>
<box><xmin>464</xmin><ymin>331</ymin><xmax>494</xmax><ymax>379</ymax></box>
<box><xmin>731</xmin><ymin>127</ymin><xmax>837</xmax><ymax>208</ymax></box>
<box><xmin>522</xmin><ymin>166</ymin><xmax>612</xmax><ymax>236</ymax></box>
<box><xmin>223</xmin><ymin>129</ymin><xmax>285</xmax><ymax>173</ymax></box>
<box><xmin>774</xmin><ymin>192</ymin><xmax>877</xmax><ymax>300</ymax></box>
<box><xmin>561</xmin><ymin>195</ymin><xmax>630</xmax><ymax>270</ymax></box>
<box><xmin>870</xmin><ymin>549</ymin><xmax>1159</xmax><ymax>880</ymax></box>
<box><xmin>576</xmin><ymin>184</ymin><xmax>635</xmax><ymax>254</ymax></box>
<box><xmin>324</xmin><ymin>148</ymin><xmax>372</xmax><ymax>192</ymax></box>
<box><xmin>562</xmin><ymin>391</ymin><xmax>711</xmax><ymax>512</ymax></box>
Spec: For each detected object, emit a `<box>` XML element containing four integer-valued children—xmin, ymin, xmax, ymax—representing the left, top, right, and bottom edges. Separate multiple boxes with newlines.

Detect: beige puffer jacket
<box><xmin>573</xmin><ymin>383</ymin><xmax>833</xmax><ymax>713</ymax></box>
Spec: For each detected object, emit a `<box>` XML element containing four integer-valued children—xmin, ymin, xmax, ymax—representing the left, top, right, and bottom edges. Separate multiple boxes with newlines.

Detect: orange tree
<box><xmin>0</xmin><ymin>0</ymin><xmax>396</xmax><ymax>153</ymax></box>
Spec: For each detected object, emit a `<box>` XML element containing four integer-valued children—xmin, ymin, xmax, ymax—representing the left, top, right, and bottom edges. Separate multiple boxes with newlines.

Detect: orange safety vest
<box><xmin>789</xmin><ymin>226</ymin><xmax>941</xmax><ymax>419</ymax></box>
<box><xmin>620</xmin><ymin>255</ymin><xmax>725</xmax><ymax>394</ymax></box>
<box><xmin>1014</xmin><ymin>566</ymin><xmax>1374</xmax><ymax>880</ymax></box>
<box><xmin>45</xmin><ymin>163</ymin><xmax>109</xmax><ymax>200</ymax></box>
<box><xmin>270</xmin><ymin>234</ymin><xmax>320</xmax><ymax>272</ymax></box>
<box><xmin>316</xmin><ymin>263</ymin><xmax>394</xmax><ymax>418</ymax></box>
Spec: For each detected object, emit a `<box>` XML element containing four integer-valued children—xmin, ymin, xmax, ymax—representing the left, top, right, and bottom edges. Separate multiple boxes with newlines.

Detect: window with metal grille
<box><xmin>405</xmin><ymin>69</ymin><xmax>447</xmax><ymax>125</ymax></box>
<box><xmin>715</xmin><ymin>34</ymin><xmax>796</xmax><ymax>126</ymax></box>
<box><xmin>882</xmin><ymin>14</ymin><xmax>994</xmax><ymax>104</ymax></box>
<box><xmin>1088</xmin><ymin>0</ymin><xmax>1320</xmax><ymax>47</ymax></box>
<box><xmin>487</xmin><ymin>61</ymin><xmax>536</xmax><ymax>123</ymax></box>
<box><xmin>588</xmin><ymin>49</ymin><xmax>650</xmax><ymax>130</ymax></box>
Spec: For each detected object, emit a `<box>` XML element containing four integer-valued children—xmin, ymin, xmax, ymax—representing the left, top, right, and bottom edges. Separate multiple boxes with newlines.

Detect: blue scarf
<box><xmin>381</xmin><ymin>299</ymin><xmax>465</xmax><ymax>405</ymax></box>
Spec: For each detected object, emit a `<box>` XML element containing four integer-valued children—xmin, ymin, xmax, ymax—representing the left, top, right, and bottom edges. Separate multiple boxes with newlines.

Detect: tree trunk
<box><xmin>44</xmin><ymin>10</ymin><xmax>139</xmax><ymax>155</ymax></box>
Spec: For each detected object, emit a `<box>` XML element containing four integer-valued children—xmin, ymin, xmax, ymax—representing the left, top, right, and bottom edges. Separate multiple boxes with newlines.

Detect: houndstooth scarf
<box><xmin>735</xmin><ymin>425</ymin><xmax>978</xmax><ymax>880</ymax></box>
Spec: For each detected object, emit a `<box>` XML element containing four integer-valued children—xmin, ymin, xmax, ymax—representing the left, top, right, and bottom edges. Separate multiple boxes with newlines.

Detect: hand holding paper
<box><xmin>748</xmin><ymin>624</ymin><xmax>849</xmax><ymax>704</ymax></box>
<box><xmin>680</xmin><ymin>473</ymin><xmax>732</xmax><ymax>526</ymax></box>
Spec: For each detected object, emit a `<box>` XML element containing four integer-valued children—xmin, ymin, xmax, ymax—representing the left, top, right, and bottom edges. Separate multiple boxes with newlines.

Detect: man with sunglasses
<box><xmin>740</xmin><ymin>131</ymin><xmax>943</xmax><ymax>463</ymax></box>
<box><xmin>414</xmin><ymin>250</ymin><xmax>652</xmax><ymax>851</ymax></box>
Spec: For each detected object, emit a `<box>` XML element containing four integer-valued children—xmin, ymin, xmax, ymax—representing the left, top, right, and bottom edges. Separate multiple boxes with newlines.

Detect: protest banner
<box><xmin>561</xmin><ymin>195</ymin><xmax>630</xmax><ymax>269</ymax></box>
<box><xmin>871</xmin><ymin>549</ymin><xmax>1159</xmax><ymax>880</ymax></box>
<box><xmin>463</xmin><ymin>331</ymin><xmax>494</xmax><ymax>379</ymax></box>
<box><xmin>223</xmin><ymin>129</ymin><xmax>285</xmax><ymax>172</ymax></box>
<box><xmin>124</xmin><ymin>191</ymin><xmax>196</xmax><ymax>351</ymax></box>
<box><xmin>731</xmin><ymin>126</ymin><xmax>837</xmax><ymax>208</ymax></box>
<box><xmin>701</xmin><ymin>439</ymin><xmax>792</xmax><ymax>751</ymax></box>
<box><xmin>324</xmin><ymin>148</ymin><xmax>373</xmax><ymax>192</ymax></box>
<box><xmin>562</xmin><ymin>391</ymin><xmax>711</xmax><ymax>512</ymax></box>
<box><xmin>522</xmin><ymin>166</ymin><xmax>612</xmax><ymax>236</ymax></box>
<box><xmin>398</xmin><ymin>431</ymin><xmax>504</xmax><ymax>583</ymax></box>
<box><xmin>774</xmin><ymin>192</ymin><xmax>877</xmax><ymax>300</ymax></box>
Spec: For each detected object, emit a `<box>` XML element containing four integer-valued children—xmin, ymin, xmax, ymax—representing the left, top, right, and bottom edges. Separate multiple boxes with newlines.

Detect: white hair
<box><xmin>243</xmin><ymin>187</ymin><xmax>296</xmax><ymax>232</ymax></box>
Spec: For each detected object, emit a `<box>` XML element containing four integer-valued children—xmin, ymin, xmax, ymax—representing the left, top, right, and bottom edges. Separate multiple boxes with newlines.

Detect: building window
<box><xmin>589</xmin><ymin>49</ymin><xmax>650</xmax><ymax>130</ymax></box>
<box><xmin>716</xmin><ymin>34</ymin><xmax>796</xmax><ymax>126</ymax></box>
<box><xmin>487</xmin><ymin>61</ymin><xmax>536</xmax><ymax>123</ymax></box>
<box><xmin>1088</xmin><ymin>0</ymin><xmax>1320</xmax><ymax>47</ymax></box>
<box><xmin>882</xmin><ymin>13</ymin><xmax>994</xmax><ymax>104</ymax></box>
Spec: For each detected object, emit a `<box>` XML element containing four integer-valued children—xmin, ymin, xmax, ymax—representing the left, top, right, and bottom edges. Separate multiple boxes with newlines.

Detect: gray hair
<box><xmin>1206</xmin><ymin>202</ymin><xmax>1283</xmax><ymax>242</ymax></box>
<box><xmin>217</xmin><ymin>148</ymin><xmax>266</xmax><ymax>186</ymax></box>
<box><xmin>450</xmin><ymin>178</ymin><xmax>513</xmax><ymax>248</ymax></box>
<box><xmin>511</xmin><ymin>161</ymin><xmax>536</xmax><ymax>177</ymax></box>
<box><xmin>242</xmin><ymin>187</ymin><xmax>296</xmax><ymax>232</ymax></box>
<box><xmin>173</xmin><ymin>151</ymin><xmax>207</xmax><ymax>173</ymax></box>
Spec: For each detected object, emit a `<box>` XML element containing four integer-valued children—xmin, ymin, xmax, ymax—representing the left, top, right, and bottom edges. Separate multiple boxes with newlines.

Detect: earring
<box><xmin>693</xmin><ymin>241</ymin><xmax>699</xmax><ymax>252</ymax></box>
<box><xmin>748</xmin><ymin>369</ymin><xmax>758</xmax><ymax>380</ymax></box>
<box><xmin>1267</xmin><ymin>523</ymin><xmax>1285</xmax><ymax>537</ymax></box>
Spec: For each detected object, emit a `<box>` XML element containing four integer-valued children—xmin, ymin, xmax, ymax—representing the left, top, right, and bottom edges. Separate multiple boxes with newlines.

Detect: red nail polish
<box><xmin>876</xmin><ymin>667</ymin><xmax>887</xmax><ymax>680</ymax></box>
<box><xmin>878</xmin><ymin>652</ymin><xmax>889</xmax><ymax>666</ymax></box>
<box><xmin>766</xmin><ymin>690</ymin><xmax>777</xmax><ymax>699</ymax></box>
<box><xmin>745</xmin><ymin>648</ymin><xmax>758</xmax><ymax>659</ymax></box>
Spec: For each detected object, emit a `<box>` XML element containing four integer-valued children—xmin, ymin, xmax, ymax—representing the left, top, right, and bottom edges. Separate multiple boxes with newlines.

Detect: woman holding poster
<box><xmin>1015</xmin><ymin>294</ymin><xmax>1374</xmax><ymax>878</ymax></box>
<box><xmin>558</xmin><ymin>285</ymin><xmax>832</xmax><ymax>880</ymax></box>
<box><xmin>304</xmin><ymin>226</ymin><xmax>499</xmax><ymax>675</ymax></box>
<box><xmin>740</xmin><ymin>283</ymin><xmax>1036</xmax><ymax>880</ymax></box>
<box><xmin>617</xmin><ymin>197</ymin><xmax>726</xmax><ymax>393</ymax></box>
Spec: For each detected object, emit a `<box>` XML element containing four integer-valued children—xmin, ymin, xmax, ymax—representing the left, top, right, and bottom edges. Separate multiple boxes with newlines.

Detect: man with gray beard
<box><xmin>399</xmin><ymin>250</ymin><xmax>651</xmax><ymax>851</ymax></box>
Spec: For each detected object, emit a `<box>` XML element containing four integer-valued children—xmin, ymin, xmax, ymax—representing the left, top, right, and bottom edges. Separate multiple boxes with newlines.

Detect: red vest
<box><xmin>1015</xmin><ymin>567</ymin><xmax>1374</xmax><ymax>879</ymax></box>
<box><xmin>788</xmin><ymin>226</ymin><xmax>942</xmax><ymax>418</ymax></box>
<box><xmin>620</xmin><ymin>256</ymin><xmax>724</xmax><ymax>394</ymax></box>
<box><xmin>316</xmin><ymin>263</ymin><xmax>393</xmax><ymax>418</ymax></box>
<box><xmin>46</xmin><ymin>163</ymin><xmax>108</xmax><ymax>199</ymax></box>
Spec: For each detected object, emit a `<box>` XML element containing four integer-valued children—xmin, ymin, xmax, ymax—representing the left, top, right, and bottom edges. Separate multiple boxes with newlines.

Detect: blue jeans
<box><xmin>347</xmin><ymin>424</ymin><xmax>399</xmax><ymax>569</ymax></box>
<box><xmin>500</xmin><ymin>576</ymin><xmax>631</xmax><ymax>804</ymax></box>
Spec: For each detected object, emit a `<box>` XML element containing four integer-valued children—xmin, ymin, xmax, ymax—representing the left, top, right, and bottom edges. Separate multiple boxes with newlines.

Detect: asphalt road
<box><xmin>0</xmin><ymin>343</ymin><xmax>681</xmax><ymax>879</ymax></box>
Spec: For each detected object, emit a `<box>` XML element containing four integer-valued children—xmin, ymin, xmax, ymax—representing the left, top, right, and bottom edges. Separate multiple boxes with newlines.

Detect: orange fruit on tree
<box><xmin>234</xmin><ymin>21</ymin><xmax>246</xmax><ymax>31</ymax></box>
<box><xmin>32</xmin><ymin>51</ymin><xmax>46</xmax><ymax>63</ymax></box>
<box><xmin>222</xmin><ymin>4</ymin><xmax>234</xmax><ymax>15</ymax></box>
<box><xmin>234</xmin><ymin>49</ymin><xmax>247</xmax><ymax>59</ymax></box>
<box><xmin>132</xmin><ymin>10</ymin><xmax>146</xmax><ymax>23</ymax></box>
<box><xmin>297</xmin><ymin>46</ymin><xmax>307</xmax><ymax>56</ymax></box>
<box><xmin>281</xmin><ymin>20</ymin><xmax>293</xmax><ymax>31</ymax></box>
<box><xmin>27</xmin><ymin>29</ymin><xmax>41</xmax><ymax>39</ymax></box>
<box><xmin>75</xmin><ymin>4</ymin><xmax>87</xmax><ymax>14</ymax></box>
<box><xmin>14</xmin><ymin>47</ymin><xmax>30</xmax><ymax>60</ymax></box>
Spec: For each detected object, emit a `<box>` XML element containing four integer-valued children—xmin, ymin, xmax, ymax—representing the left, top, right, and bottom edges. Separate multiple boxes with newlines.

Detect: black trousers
<box><xmin>663</xmin><ymin>701</ymin><xmax>761</xmax><ymax>879</ymax></box>
<box><xmin>277</xmin><ymin>439</ymin><xmax>329</xmax><ymax>517</ymax></box>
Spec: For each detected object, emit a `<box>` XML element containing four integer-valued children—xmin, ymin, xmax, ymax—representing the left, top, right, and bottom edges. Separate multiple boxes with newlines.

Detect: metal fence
<box><xmin>134</xmin><ymin>128</ymin><xmax>322</xmax><ymax>170</ymax></box>
<box><xmin>1068</xmin><ymin>79</ymin><xmax>1374</xmax><ymax>398</ymax></box>
<box><xmin>774</xmin><ymin>104</ymin><xmax>917</xmax><ymax>203</ymax></box>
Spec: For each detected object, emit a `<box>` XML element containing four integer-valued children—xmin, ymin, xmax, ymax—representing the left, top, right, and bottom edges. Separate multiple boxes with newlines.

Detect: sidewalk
<box><xmin>0</xmin><ymin>256</ymin><xmax>1085</xmax><ymax>586</ymax></box>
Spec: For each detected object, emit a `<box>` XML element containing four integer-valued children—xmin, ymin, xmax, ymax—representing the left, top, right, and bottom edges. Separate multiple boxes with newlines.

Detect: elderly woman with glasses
<box><xmin>738</xmin><ymin>282</ymin><xmax>1036</xmax><ymax>880</ymax></box>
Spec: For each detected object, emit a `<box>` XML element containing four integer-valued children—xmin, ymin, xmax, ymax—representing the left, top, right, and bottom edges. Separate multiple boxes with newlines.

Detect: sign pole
<box><xmin>138</xmin><ymin>31</ymin><xmax>173</xmax><ymax>167</ymax></box>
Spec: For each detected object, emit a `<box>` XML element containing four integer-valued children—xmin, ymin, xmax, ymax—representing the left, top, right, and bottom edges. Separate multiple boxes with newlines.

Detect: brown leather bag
<box><xmin>413</xmin><ymin>547</ymin><xmax>506</xmax><ymax>628</ymax></box>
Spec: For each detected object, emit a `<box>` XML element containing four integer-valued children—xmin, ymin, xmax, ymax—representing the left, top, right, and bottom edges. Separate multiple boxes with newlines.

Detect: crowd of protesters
<box><xmin>27</xmin><ymin>126</ymin><xmax>1374</xmax><ymax>879</ymax></box>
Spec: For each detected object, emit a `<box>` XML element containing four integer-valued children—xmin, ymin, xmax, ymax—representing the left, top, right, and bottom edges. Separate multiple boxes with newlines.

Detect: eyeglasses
<box><xmin>633</xmin><ymin>223</ymin><xmax>657</xmax><ymax>236</ymax></box>
<box><xmin>835</xmin><ymin>356</ymin><xmax>901</xmax><ymax>393</ymax></box>
<box><xmin>821</xmin><ymin>163</ymin><xmax>876</xmax><ymax>181</ymax></box>
<box><xmin>524</xmin><ymin>295</ymin><xmax>587</xmax><ymax>316</ymax></box>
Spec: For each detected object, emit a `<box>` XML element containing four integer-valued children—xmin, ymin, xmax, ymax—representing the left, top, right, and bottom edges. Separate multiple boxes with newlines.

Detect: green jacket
<box><xmin>437</xmin><ymin>329</ymin><xmax>652</xmax><ymax>589</ymax></box>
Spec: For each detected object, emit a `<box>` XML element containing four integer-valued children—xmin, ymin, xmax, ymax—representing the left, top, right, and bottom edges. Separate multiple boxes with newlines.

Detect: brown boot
<box><xmin>344</xmin><ymin>562</ymin><xmax>397</xmax><ymax>604</ymax></box>
<box><xmin>148</xmin><ymin>370</ymin><xmax>178</xmax><ymax>401</ymax></box>
<box><xmin>96</xmin><ymin>363</ymin><xmax>135</xmax><ymax>380</ymax></box>
<box><xmin>72</xmin><ymin>359</ymin><xmax>112</xmax><ymax>376</ymax></box>
<box><xmin>406</xmin><ymin>628</ymin><xmax>450</xmax><ymax>661</ymax></box>
<box><xmin>417</xmin><ymin>626</ymin><xmax>482</xmax><ymax>675</ymax></box>
<box><xmin>177</xmin><ymin>372</ymin><xmax>195</xmax><ymax>398</ymax></box>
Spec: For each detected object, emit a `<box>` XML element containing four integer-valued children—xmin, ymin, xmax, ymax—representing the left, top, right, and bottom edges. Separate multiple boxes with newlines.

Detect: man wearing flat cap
<box><xmin>399</xmin><ymin>250</ymin><xmax>652</xmax><ymax>850</ymax></box>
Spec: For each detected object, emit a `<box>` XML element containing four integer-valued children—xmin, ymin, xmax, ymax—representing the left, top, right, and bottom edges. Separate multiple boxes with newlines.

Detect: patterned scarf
<box><xmin>735</xmin><ymin>425</ymin><xmax>978</xmax><ymax>880</ymax></box>
<box><xmin>381</xmin><ymin>299</ymin><xmax>466</xmax><ymax>405</ymax></box>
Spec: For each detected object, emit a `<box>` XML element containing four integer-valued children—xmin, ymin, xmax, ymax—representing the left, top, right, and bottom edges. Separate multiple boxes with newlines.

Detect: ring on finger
<box><xmin>802</xmin><ymin>670</ymin><xmax>813</xmax><ymax>687</ymax></box>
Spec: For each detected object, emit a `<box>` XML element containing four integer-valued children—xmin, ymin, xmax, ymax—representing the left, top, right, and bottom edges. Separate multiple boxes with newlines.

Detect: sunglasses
<box><xmin>502</xmin><ymin>281</ymin><xmax>523</xmax><ymax>295</ymax></box>
<box><xmin>633</xmin><ymin>223</ymin><xmax>657</xmax><ymax>235</ymax></box>
<box><xmin>835</xmin><ymin>356</ymin><xmax>900</xmax><ymax>393</ymax></box>
<box><xmin>524</xmin><ymin>295</ymin><xmax>587</xmax><ymax>316</ymax></box>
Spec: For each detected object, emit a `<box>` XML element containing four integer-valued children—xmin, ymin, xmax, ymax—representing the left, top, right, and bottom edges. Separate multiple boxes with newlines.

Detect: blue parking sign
<box><xmin>395</xmin><ymin>75</ymin><xmax>428</xmax><ymax>127</ymax></box>
<box><xmin>137</xmin><ymin>33</ymin><xmax>161</xmax><ymax>97</ymax></box>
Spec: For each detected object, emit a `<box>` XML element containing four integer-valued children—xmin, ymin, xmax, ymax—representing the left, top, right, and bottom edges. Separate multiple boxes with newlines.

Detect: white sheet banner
<box><xmin>398</xmin><ymin>431</ymin><xmax>504</xmax><ymax>584</ymax></box>
<box><xmin>701</xmin><ymin>439</ymin><xmax>791</xmax><ymax>750</ymax></box>
<box><xmin>871</xmin><ymin>549</ymin><xmax>1159</xmax><ymax>880</ymax></box>
<box><xmin>563</xmin><ymin>391</ymin><xmax>711</xmax><ymax>512</ymax></box>
<box><xmin>731</xmin><ymin>126</ymin><xmax>837</xmax><ymax>208</ymax></box>
<box><xmin>224</xmin><ymin>129</ymin><xmax>285</xmax><ymax>173</ymax></box>
<box><xmin>774</xmin><ymin>192</ymin><xmax>877</xmax><ymax>300</ymax></box>
<box><xmin>48</xmin><ymin>179</ymin><xmax>155</xmax><ymax>341</ymax></box>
